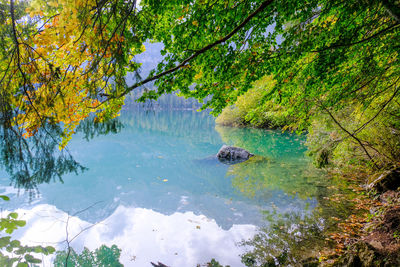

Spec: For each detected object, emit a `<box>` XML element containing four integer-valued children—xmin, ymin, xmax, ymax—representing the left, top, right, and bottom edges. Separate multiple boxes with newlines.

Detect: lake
<box><xmin>0</xmin><ymin>110</ymin><xmax>350</xmax><ymax>266</ymax></box>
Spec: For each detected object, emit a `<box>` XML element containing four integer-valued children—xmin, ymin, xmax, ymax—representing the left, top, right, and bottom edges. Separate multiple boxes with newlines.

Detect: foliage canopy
<box><xmin>0</xmin><ymin>0</ymin><xmax>399</xmax><ymax>163</ymax></box>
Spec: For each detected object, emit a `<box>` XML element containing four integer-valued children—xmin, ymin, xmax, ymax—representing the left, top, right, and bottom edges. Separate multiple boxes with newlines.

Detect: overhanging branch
<box><xmin>102</xmin><ymin>0</ymin><xmax>274</xmax><ymax>104</ymax></box>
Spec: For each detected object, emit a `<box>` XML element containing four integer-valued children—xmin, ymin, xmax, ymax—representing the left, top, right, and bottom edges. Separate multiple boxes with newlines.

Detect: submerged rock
<box><xmin>193</xmin><ymin>154</ymin><xmax>245</xmax><ymax>165</ymax></box>
<box><xmin>194</xmin><ymin>154</ymin><xmax>263</xmax><ymax>166</ymax></box>
<box><xmin>217</xmin><ymin>156</ymin><xmax>249</xmax><ymax>165</ymax></box>
<box><xmin>217</xmin><ymin>145</ymin><xmax>253</xmax><ymax>162</ymax></box>
<box><xmin>367</xmin><ymin>167</ymin><xmax>400</xmax><ymax>193</ymax></box>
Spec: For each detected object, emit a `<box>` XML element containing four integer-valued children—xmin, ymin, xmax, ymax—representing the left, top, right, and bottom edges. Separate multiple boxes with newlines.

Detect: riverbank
<box><xmin>333</xmin><ymin>189</ymin><xmax>400</xmax><ymax>266</ymax></box>
<box><xmin>215</xmin><ymin>114</ymin><xmax>400</xmax><ymax>266</ymax></box>
<box><xmin>319</xmin><ymin>170</ymin><xmax>400</xmax><ymax>266</ymax></box>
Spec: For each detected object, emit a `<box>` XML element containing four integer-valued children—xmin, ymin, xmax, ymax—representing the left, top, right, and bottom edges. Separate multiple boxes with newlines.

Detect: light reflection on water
<box><xmin>0</xmin><ymin>110</ymin><xmax>329</xmax><ymax>266</ymax></box>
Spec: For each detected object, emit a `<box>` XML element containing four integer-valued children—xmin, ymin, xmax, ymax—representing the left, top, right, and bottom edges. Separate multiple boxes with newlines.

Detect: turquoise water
<box><xmin>0</xmin><ymin>110</ymin><xmax>335</xmax><ymax>266</ymax></box>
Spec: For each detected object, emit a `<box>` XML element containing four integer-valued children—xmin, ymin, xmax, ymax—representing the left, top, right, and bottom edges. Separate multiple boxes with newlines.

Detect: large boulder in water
<box><xmin>217</xmin><ymin>145</ymin><xmax>253</xmax><ymax>161</ymax></box>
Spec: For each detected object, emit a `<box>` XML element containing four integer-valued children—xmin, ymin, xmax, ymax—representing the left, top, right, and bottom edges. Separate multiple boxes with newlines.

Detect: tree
<box><xmin>1</xmin><ymin>0</ymin><xmax>142</xmax><ymax>148</ymax></box>
<box><xmin>1</xmin><ymin>0</ymin><xmax>399</xmax><ymax>164</ymax></box>
<box><xmin>136</xmin><ymin>0</ymin><xmax>399</xmax><ymax>169</ymax></box>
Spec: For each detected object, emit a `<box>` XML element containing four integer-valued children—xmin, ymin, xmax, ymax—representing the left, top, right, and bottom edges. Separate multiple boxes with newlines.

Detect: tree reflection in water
<box><xmin>215</xmin><ymin>125</ymin><xmax>355</xmax><ymax>266</ymax></box>
<box><xmin>0</xmin><ymin>110</ymin><xmax>357</xmax><ymax>265</ymax></box>
<box><xmin>240</xmin><ymin>210</ymin><xmax>325</xmax><ymax>266</ymax></box>
<box><xmin>0</xmin><ymin>117</ymin><xmax>122</xmax><ymax>193</ymax></box>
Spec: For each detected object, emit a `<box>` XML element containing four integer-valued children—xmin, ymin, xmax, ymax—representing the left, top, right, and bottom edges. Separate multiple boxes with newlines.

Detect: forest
<box><xmin>0</xmin><ymin>0</ymin><xmax>399</xmax><ymax>266</ymax></box>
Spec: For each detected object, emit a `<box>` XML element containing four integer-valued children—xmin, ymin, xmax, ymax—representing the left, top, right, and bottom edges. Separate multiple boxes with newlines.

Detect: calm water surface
<box><xmin>0</xmin><ymin>110</ymin><xmax>342</xmax><ymax>266</ymax></box>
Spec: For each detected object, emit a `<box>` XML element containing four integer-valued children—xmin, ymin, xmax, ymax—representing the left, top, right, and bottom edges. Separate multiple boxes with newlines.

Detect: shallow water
<box><xmin>0</xmin><ymin>110</ymin><xmax>343</xmax><ymax>266</ymax></box>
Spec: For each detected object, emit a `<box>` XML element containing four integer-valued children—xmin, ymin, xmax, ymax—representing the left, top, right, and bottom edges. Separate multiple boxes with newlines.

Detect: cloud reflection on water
<box><xmin>10</xmin><ymin>204</ymin><xmax>257</xmax><ymax>266</ymax></box>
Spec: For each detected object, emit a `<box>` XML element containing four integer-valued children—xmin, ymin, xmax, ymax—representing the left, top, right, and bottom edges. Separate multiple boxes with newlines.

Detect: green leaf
<box><xmin>10</xmin><ymin>240</ymin><xmax>21</xmax><ymax>247</ymax></box>
<box><xmin>16</xmin><ymin>247</ymin><xmax>28</xmax><ymax>255</ymax></box>
<box><xmin>0</xmin><ymin>236</ymin><xmax>11</xmax><ymax>247</ymax></box>
<box><xmin>14</xmin><ymin>220</ymin><xmax>26</xmax><ymax>227</ymax></box>
<box><xmin>25</xmin><ymin>254</ymin><xmax>42</xmax><ymax>264</ymax></box>
<box><xmin>8</xmin><ymin>212</ymin><xmax>18</xmax><ymax>219</ymax></box>
<box><xmin>34</xmin><ymin>246</ymin><xmax>44</xmax><ymax>253</ymax></box>
<box><xmin>0</xmin><ymin>195</ymin><xmax>10</xmax><ymax>201</ymax></box>
<box><xmin>45</xmin><ymin>246</ymin><xmax>56</xmax><ymax>254</ymax></box>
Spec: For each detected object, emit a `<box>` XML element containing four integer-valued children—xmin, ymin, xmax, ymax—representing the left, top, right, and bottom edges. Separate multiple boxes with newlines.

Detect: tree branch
<box><xmin>352</xmin><ymin>79</ymin><xmax>400</xmax><ymax>136</ymax></box>
<box><xmin>103</xmin><ymin>0</ymin><xmax>274</xmax><ymax>104</ymax></box>
<box><xmin>312</xmin><ymin>22</ymin><xmax>400</xmax><ymax>53</ymax></box>
<box><xmin>63</xmin><ymin>201</ymin><xmax>103</xmax><ymax>265</ymax></box>
<box><xmin>322</xmin><ymin>106</ymin><xmax>380</xmax><ymax>169</ymax></box>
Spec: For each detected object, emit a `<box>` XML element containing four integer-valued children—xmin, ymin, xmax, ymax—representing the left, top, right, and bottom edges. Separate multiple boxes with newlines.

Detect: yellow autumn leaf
<box><xmin>194</xmin><ymin>70</ymin><xmax>203</xmax><ymax>80</ymax></box>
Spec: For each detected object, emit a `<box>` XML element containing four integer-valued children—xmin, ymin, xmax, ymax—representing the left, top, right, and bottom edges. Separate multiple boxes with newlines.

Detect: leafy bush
<box><xmin>215</xmin><ymin>105</ymin><xmax>244</xmax><ymax>126</ymax></box>
<box><xmin>216</xmin><ymin>76</ymin><xmax>295</xmax><ymax>129</ymax></box>
<box><xmin>217</xmin><ymin>74</ymin><xmax>400</xmax><ymax>174</ymax></box>
<box><xmin>54</xmin><ymin>244</ymin><xmax>123</xmax><ymax>267</ymax></box>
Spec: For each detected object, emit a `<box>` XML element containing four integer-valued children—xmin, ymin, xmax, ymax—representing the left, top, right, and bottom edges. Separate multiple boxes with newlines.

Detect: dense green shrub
<box><xmin>215</xmin><ymin>105</ymin><xmax>244</xmax><ymax>126</ymax></box>
<box><xmin>305</xmin><ymin>103</ymin><xmax>400</xmax><ymax>172</ymax></box>
<box><xmin>216</xmin><ymin>76</ymin><xmax>294</xmax><ymax>128</ymax></box>
<box><xmin>217</xmin><ymin>76</ymin><xmax>400</xmax><ymax>173</ymax></box>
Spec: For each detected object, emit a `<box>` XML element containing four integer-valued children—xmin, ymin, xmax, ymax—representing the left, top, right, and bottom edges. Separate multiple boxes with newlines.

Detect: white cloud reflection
<box><xmin>9</xmin><ymin>204</ymin><xmax>257</xmax><ymax>266</ymax></box>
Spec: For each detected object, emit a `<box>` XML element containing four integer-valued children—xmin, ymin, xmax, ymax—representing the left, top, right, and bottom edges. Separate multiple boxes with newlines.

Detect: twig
<box><xmin>63</xmin><ymin>201</ymin><xmax>103</xmax><ymax>266</ymax></box>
